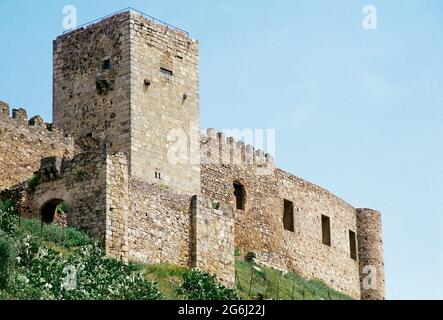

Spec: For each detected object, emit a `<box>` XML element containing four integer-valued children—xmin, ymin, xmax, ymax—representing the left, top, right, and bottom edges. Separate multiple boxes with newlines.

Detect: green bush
<box><xmin>28</xmin><ymin>175</ymin><xmax>40</xmax><ymax>192</ymax></box>
<box><xmin>18</xmin><ymin>219</ymin><xmax>91</xmax><ymax>248</ymax></box>
<box><xmin>178</xmin><ymin>269</ymin><xmax>238</xmax><ymax>300</ymax></box>
<box><xmin>0</xmin><ymin>201</ymin><xmax>164</xmax><ymax>300</ymax></box>
<box><xmin>0</xmin><ymin>235</ymin><xmax>14</xmax><ymax>289</ymax></box>
<box><xmin>56</xmin><ymin>201</ymin><xmax>70</xmax><ymax>214</ymax></box>
<box><xmin>11</xmin><ymin>237</ymin><xmax>164</xmax><ymax>300</ymax></box>
<box><xmin>0</xmin><ymin>200</ymin><xmax>17</xmax><ymax>235</ymax></box>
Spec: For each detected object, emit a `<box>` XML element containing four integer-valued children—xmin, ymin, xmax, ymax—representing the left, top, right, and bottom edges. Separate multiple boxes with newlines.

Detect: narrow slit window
<box><xmin>160</xmin><ymin>67</ymin><xmax>173</xmax><ymax>76</ymax></box>
<box><xmin>233</xmin><ymin>182</ymin><xmax>245</xmax><ymax>210</ymax></box>
<box><xmin>321</xmin><ymin>215</ymin><xmax>331</xmax><ymax>246</ymax></box>
<box><xmin>102</xmin><ymin>59</ymin><xmax>111</xmax><ymax>70</ymax></box>
<box><xmin>349</xmin><ymin>230</ymin><xmax>357</xmax><ymax>260</ymax></box>
<box><xmin>283</xmin><ymin>199</ymin><xmax>294</xmax><ymax>232</ymax></box>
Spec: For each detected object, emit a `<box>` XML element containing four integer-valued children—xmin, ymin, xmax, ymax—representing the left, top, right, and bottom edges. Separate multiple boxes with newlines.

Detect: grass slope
<box><xmin>0</xmin><ymin>215</ymin><xmax>351</xmax><ymax>300</ymax></box>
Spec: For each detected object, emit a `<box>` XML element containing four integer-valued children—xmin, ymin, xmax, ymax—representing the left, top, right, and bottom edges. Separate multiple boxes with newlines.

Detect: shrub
<box><xmin>28</xmin><ymin>175</ymin><xmax>40</xmax><ymax>192</ymax></box>
<box><xmin>18</xmin><ymin>219</ymin><xmax>91</xmax><ymax>248</ymax></box>
<box><xmin>12</xmin><ymin>237</ymin><xmax>164</xmax><ymax>300</ymax></box>
<box><xmin>178</xmin><ymin>269</ymin><xmax>238</xmax><ymax>300</ymax></box>
<box><xmin>0</xmin><ymin>235</ymin><xmax>14</xmax><ymax>289</ymax></box>
<box><xmin>0</xmin><ymin>200</ymin><xmax>17</xmax><ymax>235</ymax></box>
<box><xmin>56</xmin><ymin>201</ymin><xmax>70</xmax><ymax>214</ymax></box>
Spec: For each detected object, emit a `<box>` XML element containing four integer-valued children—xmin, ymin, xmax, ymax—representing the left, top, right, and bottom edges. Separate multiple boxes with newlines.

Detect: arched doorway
<box><xmin>40</xmin><ymin>199</ymin><xmax>70</xmax><ymax>225</ymax></box>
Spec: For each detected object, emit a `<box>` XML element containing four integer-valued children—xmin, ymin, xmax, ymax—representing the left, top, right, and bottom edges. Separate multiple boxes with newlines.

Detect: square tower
<box><xmin>53</xmin><ymin>9</ymin><xmax>200</xmax><ymax>195</ymax></box>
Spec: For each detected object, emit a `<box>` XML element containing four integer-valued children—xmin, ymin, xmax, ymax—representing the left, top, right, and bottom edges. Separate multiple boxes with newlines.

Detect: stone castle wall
<box><xmin>200</xmin><ymin>129</ymin><xmax>361</xmax><ymax>298</ymax></box>
<box><xmin>0</xmin><ymin>9</ymin><xmax>385</xmax><ymax>299</ymax></box>
<box><xmin>105</xmin><ymin>152</ymin><xmax>130</xmax><ymax>259</ymax></box>
<box><xmin>191</xmin><ymin>195</ymin><xmax>236</xmax><ymax>286</ymax></box>
<box><xmin>0</xmin><ymin>101</ymin><xmax>74</xmax><ymax>191</ymax></box>
<box><xmin>53</xmin><ymin>12</ymin><xmax>131</xmax><ymax>154</ymax></box>
<box><xmin>129</xmin><ymin>13</ymin><xmax>201</xmax><ymax>196</ymax></box>
<box><xmin>357</xmin><ymin>209</ymin><xmax>385</xmax><ymax>300</ymax></box>
<box><xmin>1</xmin><ymin>148</ymin><xmax>109</xmax><ymax>240</ymax></box>
<box><xmin>125</xmin><ymin>179</ymin><xmax>193</xmax><ymax>266</ymax></box>
<box><xmin>53</xmin><ymin>11</ymin><xmax>200</xmax><ymax>196</ymax></box>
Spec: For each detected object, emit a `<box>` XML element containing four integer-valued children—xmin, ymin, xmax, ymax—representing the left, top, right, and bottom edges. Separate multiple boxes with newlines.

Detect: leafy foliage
<box><xmin>235</xmin><ymin>258</ymin><xmax>352</xmax><ymax>300</ymax></box>
<box><xmin>178</xmin><ymin>269</ymin><xmax>239</xmax><ymax>300</ymax></box>
<box><xmin>18</xmin><ymin>219</ymin><xmax>91</xmax><ymax>248</ymax></box>
<box><xmin>0</xmin><ymin>200</ymin><xmax>164</xmax><ymax>300</ymax></box>
<box><xmin>0</xmin><ymin>200</ymin><xmax>17</xmax><ymax>235</ymax></box>
<box><xmin>56</xmin><ymin>201</ymin><xmax>70</xmax><ymax>214</ymax></box>
<box><xmin>8</xmin><ymin>235</ymin><xmax>164</xmax><ymax>300</ymax></box>
<box><xmin>28</xmin><ymin>175</ymin><xmax>40</xmax><ymax>192</ymax></box>
<box><xmin>0</xmin><ymin>235</ymin><xmax>14</xmax><ymax>289</ymax></box>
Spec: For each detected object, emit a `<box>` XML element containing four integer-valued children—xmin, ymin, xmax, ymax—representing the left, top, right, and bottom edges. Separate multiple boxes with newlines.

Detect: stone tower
<box><xmin>53</xmin><ymin>9</ymin><xmax>200</xmax><ymax>195</ymax></box>
<box><xmin>357</xmin><ymin>208</ymin><xmax>385</xmax><ymax>299</ymax></box>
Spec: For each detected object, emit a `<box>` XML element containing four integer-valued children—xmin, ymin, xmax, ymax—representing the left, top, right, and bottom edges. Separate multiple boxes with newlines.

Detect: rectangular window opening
<box><xmin>349</xmin><ymin>230</ymin><xmax>357</xmax><ymax>260</ymax></box>
<box><xmin>321</xmin><ymin>215</ymin><xmax>331</xmax><ymax>246</ymax></box>
<box><xmin>283</xmin><ymin>199</ymin><xmax>294</xmax><ymax>232</ymax></box>
<box><xmin>160</xmin><ymin>67</ymin><xmax>173</xmax><ymax>76</ymax></box>
<box><xmin>102</xmin><ymin>59</ymin><xmax>111</xmax><ymax>70</ymax></box>
<box><xmin>233</xmin><ymin>182</ymin><xmax>245</xmax><ymax>210</ymax></box>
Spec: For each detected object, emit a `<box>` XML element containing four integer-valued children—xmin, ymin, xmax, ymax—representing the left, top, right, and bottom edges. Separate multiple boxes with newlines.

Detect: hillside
<box><xmin>0</xmin><ymin>200</ymin><xmax>351</xmax><ymax>300</ymax></box>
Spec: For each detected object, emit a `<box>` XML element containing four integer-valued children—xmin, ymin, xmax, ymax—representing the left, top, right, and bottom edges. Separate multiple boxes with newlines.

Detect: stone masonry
<box><xmin>0</xmin><ymin>8</ymin><xmax>385</xmax><ymax>299</ymax></box>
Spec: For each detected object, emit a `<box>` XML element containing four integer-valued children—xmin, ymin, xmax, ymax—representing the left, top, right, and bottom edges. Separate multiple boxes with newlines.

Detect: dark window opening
<box><xmin>160</xmin><ymin>67</ymin><xmax>173</xmax><ymax>76</ymax></box>
<box><xmin>233</xmin><ymin>182</ymin><xmax>245</xmax><ymax>210</ymax></box>
<box><xmin>102</xmin><ymin>59</ymin><xmax>111</xmax><ymax>70</ymax></box>
<box><xmin>349</xmin><ymin>230</ymin><xmax>357</xmax><ymax>260</ymax></box>
<box><xmin>283</xmin><ymin>199</ymin><xmax>294</xmax><ymax>232</ymax></box>
<box><xmin>321</xmin><ymin>215</ymin><xmax>331</xmax><ymax>246</ymax></box>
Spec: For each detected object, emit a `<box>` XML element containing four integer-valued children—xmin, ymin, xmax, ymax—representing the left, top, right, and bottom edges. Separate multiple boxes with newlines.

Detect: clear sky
<box><xmin>0</xmin><ymin>0</ymin><xmax>442</xmax><ymax>299</ymax></box>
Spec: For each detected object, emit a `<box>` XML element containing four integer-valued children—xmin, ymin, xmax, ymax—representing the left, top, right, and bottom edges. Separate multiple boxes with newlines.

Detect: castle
<box><xmin>0</xmin><ymin>9</ymin><xmax>385</xmax><ymax>300</ymax></box>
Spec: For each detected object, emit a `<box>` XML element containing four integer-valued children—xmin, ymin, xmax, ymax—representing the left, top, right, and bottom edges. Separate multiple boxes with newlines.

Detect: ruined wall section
<box><xmin>30</xmin><ymin>148</ymin><xmax>108</xmax><ymax>240</ymax></box>
<box><xmin>0</xmin><ymin>101</ymin><xmax>74</xmax><ymax>191</ymax></box>
<box><xmin>357</xmin><ymin>208</ymin><xmax>385</xmax><ymax>300</ymax></box>
<box><xmin>191</xmin><ymin>195</ymin><xmax>235</xmax><ymax>286</ymax></box>
<box><xmin>129</xmin><ymin>12</ymin><xmax>200</xmax><ymax>196</ymax></box>
<box><xmin>53</xmin><ymin>12</ymin><xmax>131</xmax><ymax>154</ymax></box>
<box><xmin>105</xmin><ymin>152</ymin><xmax>130</xmax><ymax>260</ymax></box>
<box><xmin>200</xmin><ymin>129</ymin><xmax>360</xmax><ymax>298</ymax></box>
<box><xmin>275</xmin><ymin>170</ymin><xmax>361</xmax><ymax>299</ymax></box>
<box><xmin>125</xmin><ymin>179</ymin><xmax>193</xmax><ymax>266</ymax></box>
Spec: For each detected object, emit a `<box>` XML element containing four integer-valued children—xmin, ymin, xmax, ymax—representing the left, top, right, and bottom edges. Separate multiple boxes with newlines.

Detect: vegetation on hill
<box><xmin>0</xmin><ymin>199</ymin><xmax>351</xmax><ymax>300</ymax></box>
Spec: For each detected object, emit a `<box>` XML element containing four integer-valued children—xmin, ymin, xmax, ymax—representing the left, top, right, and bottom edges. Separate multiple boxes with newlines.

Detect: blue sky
<box><xmin>1</xmin><ymin>0</ymin><xmax>442</xmax><ymax>299</ymax></box>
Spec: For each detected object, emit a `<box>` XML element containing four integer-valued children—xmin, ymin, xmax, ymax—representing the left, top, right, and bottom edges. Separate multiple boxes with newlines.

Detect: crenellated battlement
<box><xmin>200</xmin><ymin>128</ymin><xmax>274</xmax><ymax>168</ymax></box>
<box><xmin>0</xmin><ymin>100</ymin><xmax>75</xmax><ymax>191</ymax></box>
<box><xmin>0</xmin><ymin>100</ymin><xmax>72</xmax><ymax>139</ymax></box>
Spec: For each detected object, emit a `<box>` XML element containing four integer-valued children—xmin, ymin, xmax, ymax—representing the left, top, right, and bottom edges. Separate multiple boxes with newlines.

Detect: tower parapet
<box><xmin>356</xmin><ymin>208</ymin><xmax>385</xmax><ymax>300</ymax></box>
